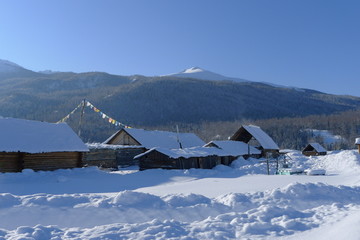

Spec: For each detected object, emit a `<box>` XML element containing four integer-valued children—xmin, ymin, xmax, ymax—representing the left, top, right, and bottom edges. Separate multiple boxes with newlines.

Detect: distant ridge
<box><xmin>0</xmin><ymin>59</ymin><xmax>42</xmax><ymax>79</ymax></box>
<box><xmin>0</xmin><ymin>59</ymin><xmax>24</xmax><ymax>72</ymax></box>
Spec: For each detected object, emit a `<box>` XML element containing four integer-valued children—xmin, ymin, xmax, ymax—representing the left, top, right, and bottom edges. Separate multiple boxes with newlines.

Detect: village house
<box><xmin>230</xmin><ymin>125</ymin><xmax>280</xmax><ymax>157</ymax></box>
<box><xmin>0</xmin><ymin>118</ymin><xmax>88</xmax><ymax>172</ymax></box>
<box><xmin>135</xmin><ymin>140</ymin><xmax>261</xmax><ymax>170</ymax></box>
<box><xmin>355</xmin><ymin>138</ymin><xmax>360</xmax><ymax>153</ymax></box>
<box><xmin>135</xmin><ymin>146</ymin><xmax>232</xmax><ymax>170</ymax></box>
<box><xmin>302</xmin><ymin>143</ymin><xmax>327</xmax><ymax>156</ymax></box>
<box><xmin>204</xmin><ymin>140</ymin><xmax>261</xmax><ymax>162</ymax></box>
<box><xmin>84</xmin><ymin>128</ymin><xmax>206</xmax><ymax>168</ymax></box>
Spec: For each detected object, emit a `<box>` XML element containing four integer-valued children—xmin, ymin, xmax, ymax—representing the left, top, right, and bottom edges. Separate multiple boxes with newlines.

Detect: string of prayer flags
<box><xmin>56</xmin><ymin>99</ymin><xmax>132</xmax><ymax>129</ymax></box>
<box><xmin>56</xmin><ymin>102</ymin><xmax>83</xmax><ymax>123</ymax></box>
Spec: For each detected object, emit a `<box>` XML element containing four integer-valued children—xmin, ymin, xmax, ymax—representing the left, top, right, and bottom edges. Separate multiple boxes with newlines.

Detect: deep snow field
<box><xmin>1</xmin><ymin>150</ymin><xmax>360</xmax><ymax>239</ymax></box>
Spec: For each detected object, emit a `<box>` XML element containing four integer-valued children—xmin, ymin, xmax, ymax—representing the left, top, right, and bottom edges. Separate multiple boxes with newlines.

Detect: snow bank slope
<box><xmin>1</xmin><ymin>182</ymin><xmax>360</xmax><ymax>239</ymax></box>
<box><xmin>1</xmin><ymin>150</ymin><xmax>360</xmax><ymax>239</ymax></box>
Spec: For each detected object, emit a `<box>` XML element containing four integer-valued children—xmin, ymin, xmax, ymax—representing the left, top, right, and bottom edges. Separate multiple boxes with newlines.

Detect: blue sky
<box><xmin>0</xmin><ymin>0</ymin><xmax>359</xmax><ymax>96</ymax></box>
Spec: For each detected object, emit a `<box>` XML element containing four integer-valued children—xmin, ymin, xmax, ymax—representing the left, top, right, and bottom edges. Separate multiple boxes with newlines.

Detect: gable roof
<box><xmin>104</xmin><ymin>128</ymin><xmax>205</xmax><ymax>149</ymax></box>
<box><xmin>230</xmin><ymin>125</ymin><xmax>279</xmax><ymax>150</ymax></box>
<box><xmin>205</xmin><ymin>140</ymin><xmax>261</xmax><ymax>156</ymax></box>
<box><xmin>303</xmin><ymin>143</ymin><xmax>327</xmax><ymax>153</ymax></box>
<box><xmin>135</xmin><ymin>146</ymin><xmax>230</xmax><ymax>159</ymax></box>
<box><xmin>0</xmin><ymin>118</ymin><xmax>88</xmax><ymax>153</ymax></box>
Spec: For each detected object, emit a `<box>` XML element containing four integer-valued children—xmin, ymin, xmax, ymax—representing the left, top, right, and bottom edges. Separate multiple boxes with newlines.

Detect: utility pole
<box><xmin>176</xmin><ymin>125</ymin><xmax>183</xmax><ymax>149</ymax></box>
<box><xmin>78</xmin><ymin>99</ymin><xmax>86</xmax><ymax>137</ymax></box>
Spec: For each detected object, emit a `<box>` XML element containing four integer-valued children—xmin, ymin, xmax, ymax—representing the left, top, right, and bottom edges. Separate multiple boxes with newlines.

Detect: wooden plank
<box><xmin>0</xmin><ymin>152</ymin><xmax>21</xmax><ymax>172</ymax></box>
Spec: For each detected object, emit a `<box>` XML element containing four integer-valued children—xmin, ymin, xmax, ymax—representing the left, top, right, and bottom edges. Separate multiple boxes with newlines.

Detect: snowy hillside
<box><xmin>1</xmin><ymin>150</ymin><xmax>360</xmax><ymax>239</ymax></box>
<box><xmin>165</xmin><ymin>67</ymin><xmax>248</xmax><ymax>82</ymax></box>
<box><xmin>305</xmin><ymin>129</ymin><xmax>344</xmax><ymax>146</ymax></box>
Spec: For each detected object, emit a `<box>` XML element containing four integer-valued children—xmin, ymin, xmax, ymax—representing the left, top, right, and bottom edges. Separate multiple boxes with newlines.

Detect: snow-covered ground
<box><xmin>1</xmin><ymin>150</ymin><xmax>360</xmax><ymax>239</ymax></box>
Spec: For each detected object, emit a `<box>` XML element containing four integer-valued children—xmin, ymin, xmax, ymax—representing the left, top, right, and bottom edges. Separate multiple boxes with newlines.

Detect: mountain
<box><xmin>165</xmin><ymin>67</ymin><xmax>247</xmax><ymax>82</ymax></box>
<box><xmin>0</xmin><ymin>59</ymin><xmax>42</xmax><ymax>80</ymax></box>
<box><xmin>0</xmin><ymin>61</ymin><xmax>360</xmax><ymax>142</ymax></box>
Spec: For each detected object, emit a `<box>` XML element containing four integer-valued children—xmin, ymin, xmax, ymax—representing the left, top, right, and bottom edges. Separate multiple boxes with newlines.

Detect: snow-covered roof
<box><xmin>204</xmin><ymin>140</ymin><xmax>261</xmax><ymax>156</ymax></box>
<box><xmin>105</xmin><ymin>128</ymin><xmax>205</xmax><ymax>149</ymax></box>
<box><xmin>307</xmin><ymin>143</ymin><xmax>327</xmax><ymax>153</ymax></box>
<box><xmin>242</xmin><ymin>125</ymin><xmax>279</xmax><ymax>150</ymax></box>
<box><xmin>0</xmin><ymin>118</ymin><xmax>88</xmax><ymax>153</ymax></box>
<box><xmin>355</xmin><ymin>138</ymin><xmax>360</xmax><ymax>145</ymax></box>
<box><xmin>135</xmin><ymin>146</ymin><xmax>230</xmax><ymax>159</ymax></box>
<box><xmin>86</xmin><ymin>143</ymin><xmax>144</xmax><ymax>150</ymax></box>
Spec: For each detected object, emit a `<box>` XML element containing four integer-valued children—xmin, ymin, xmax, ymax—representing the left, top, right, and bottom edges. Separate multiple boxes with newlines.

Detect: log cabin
<box><xmin>0</xmin><ymin>118</ymin><xmax>88</xmax><ymax>172</ymax></box>
<box><xmin>356</xmin><ymin>138</ymin><xmax>360</xmax><ymax>154</ymax></box>
<box><xmin>94</xmin><ymin>128</ymin><xmax>206</xmax><ymax>168</ymax></box>
<box><xmin>204</xmin><ymin>140</ymin><xmax>262</xmax><ymax>161</ymax></box>
<box><xmin>104</xmin><ymin>128</ymin><xmax>205</xmax><ymax>149</ymax></box>
<box><xmin>135</xmin><ymin>146</ymin><xmax>235</xmax><ymax>170</ymax></box>
<box><xmin>230</xmin><ymin>125</ymin><xmax>280</xmax><ymax>157</ymax></box>
<box><xmin>302</xmin><ymin>143</ymin><xmax>327</xmax><ymax>156</ymax></box>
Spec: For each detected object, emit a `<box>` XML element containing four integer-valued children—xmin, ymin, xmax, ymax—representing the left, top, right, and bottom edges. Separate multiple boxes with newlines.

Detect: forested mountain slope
<box><xmin>0</xmin><ymin>60</ymin><xmax>359</xmax><ymax>143</ymax></box>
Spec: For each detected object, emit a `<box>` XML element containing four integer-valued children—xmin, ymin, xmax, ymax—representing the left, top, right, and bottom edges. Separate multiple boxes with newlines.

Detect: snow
<box><xmin>306</xmin><ymin>169</ymin><xmax>326</xmax><ymax>175</ymax></box>
<box><xmin>305</xmin><ymin>129</ymin><xmax>344</xmax><ymax>145</ymax></box>
<box><xmin>0</xmin><ymin>118</ymin><xmax>88</xmax><ymax>153</ymax></box>
<box><xmin>105</xmin><ymin>128</ymin><xmax>205</xmax><ymax>149</ymax></box>
<box><xmin>242</xmin><ymin>125</ymin><xmax>279</xmax><ymax>150</ymax></box>
<box><xmin>164</xmin><ymin>67</ymin><xmax>248</xmax><ymax>82</ymax></box>
<box><xmin>355</xmin><ymin>138</ymin><xmax>360</xmax><ymax>145</ymax></box>
<box><xmin>205</xmin><ymin>140</ymin><xmax>262</xmax><ymax>155</ymax></box>
<box><xmin>87</xmin><ymin>143</ymin><xmax>144</xmax><ymax>149</ymax></box>
<box><xmin>1</xmin><ymin>150</ymin><xmax>360</xmax><ymax>239</ymax></box>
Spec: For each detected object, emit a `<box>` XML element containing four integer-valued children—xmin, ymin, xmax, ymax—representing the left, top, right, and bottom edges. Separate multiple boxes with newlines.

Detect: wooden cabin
<box><xmin>92</xmin><ymin>128</ymin><xmax>206</xmax><ymax>168</ymax></box>
<box><xmin>135</xmin><ymin>147</ymin><xmax>232</xmax><ymax>170</ymax></box>
<box><xmin>355</xmin><ymin>138</ymin><xmax>360</xmax><ymax>153</ymax></box>
<box><xmin>302</xmin><ymin>143</ymin><xmax>327</xmax><ymax>156</ymax></box>
<box><xmin>0</xmin><ymin>118</ymin><xmax>88</xmax><ymax>172</ymax></box>
<box><xmin>104</xmin><ymin>128</ymin><xmax>205</xmax><ymax>149</ymax></box>
<box><xmin>230</xmin><ymin>125</ymin><xmax>280</xmax><ymax>157</ymax></box>
<box><xmin>204</xmin><ymin>140</ymin><xmax>262</xmax><ymax>161</ymax></box>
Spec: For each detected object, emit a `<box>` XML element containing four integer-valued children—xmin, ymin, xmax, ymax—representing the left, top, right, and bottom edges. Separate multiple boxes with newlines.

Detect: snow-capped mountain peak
<box><xmin>181</xmin><ymin>67</ymin><xmax>205</xmax><ymax>74</ymax></box>
<box><xmin>165</xmin><ymin>66</ymin><xmax>247</xmax><ymax>82</ymax></box>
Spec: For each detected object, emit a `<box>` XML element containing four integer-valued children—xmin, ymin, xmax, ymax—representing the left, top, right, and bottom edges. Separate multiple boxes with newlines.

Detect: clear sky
<box><xmin>0</xmin><ymin>0</ymin><xmax>359</xmax><ymax>96</ymax></box>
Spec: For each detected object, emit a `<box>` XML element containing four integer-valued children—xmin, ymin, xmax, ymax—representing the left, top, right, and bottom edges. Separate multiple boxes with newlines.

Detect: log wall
<box><xmin>83</xmin><ymin>148</ymin><xmax>117</xmax><ymax>169</ymax></box>
<box><xmin>115</xmin><ymin>148</ymin><xmax>144</xmax><ymax>167</ymax></box>
<box><xmin>83</xmin><ymin>147</ymin><xmax>145</xmax><ymax>169</ymax></box>
<box><xmin>0</xmin><ymin>152</ymin><xmax>21</xmax><ymax>172</ymax></box>
<box><xmin>23</xmin><ymin>152</ymin><xmax>82</xmax><ymax>171</ymax></box>
<box><xmin>0</xmin><ymin>151</ymin><xmax>83</xmax><ymax>172</ymax></box>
